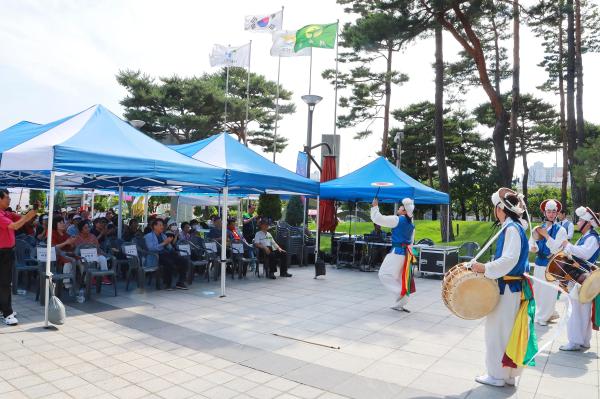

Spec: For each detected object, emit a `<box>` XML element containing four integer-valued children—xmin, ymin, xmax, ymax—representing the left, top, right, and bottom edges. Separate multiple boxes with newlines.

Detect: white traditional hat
<box><xmin>540</xmin><ymin>199</ymin><xmax>562</xmax><ymax>213</ymax></box>
<box><xmin>575</xmin><ymin>206</ymin><xmax>600</xmax><ymax>227</ymax></box>
<box><xmin>401</xmin><ymin>198</ymin><xmax>415</xmax><ymax>218</ymax></box>
<box><xmin>491</xmin><ymin>187</ymin><xmax>525</xmax><ymax>216</ymax></box>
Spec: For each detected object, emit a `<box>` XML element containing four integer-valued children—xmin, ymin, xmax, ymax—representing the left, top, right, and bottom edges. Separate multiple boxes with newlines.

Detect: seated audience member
<box><xmin>143</xmin><ymin>216</ymin><xmax>157</xmax><ymax>235</ymax></box>
<box><xmin>90</xmin><ymin>218</ymin><xmax>112</xmax><ymax>245</ymax></box>
<box><xmin>144</xmin><ymin>219</ymin><xmax>189</xmax><ymax>290</ymax></box>
<box><xmin>51</xmin><ymin>216</ymin><xmax>77</xmax><ymax>288</ymax></box>
<box><xmin>72</xmin><ymin>219</ymin><xmax>111</xmax><ymax>285</ymax></box>
<box><xmin>208</xmin><ymin>216</ymin><xmax>223</xmax><ymax>241</ymax></box>
<box><xmin>66</xmin><ymin>214</ymin><xmax>81</xmax><ymax>237</ymax></box>
<box><xmin>35</xmin><ymin>215</ymin><xmax>48</xmax><ymax>242</ymax></box>
<box><xmin>179</xmin><ymin>222</ymin><xmax>193</xmax><ymax>241</ymax></box>
<box><xmin>253</xmin><ymin>219</ymin><xmax>290</xmax><ymax>279</ymax></box>
<box><xmin>227</xmin><ymin>218</ymin><xmax>255</xmax><ymax>278</ymax></box>
<box><xmin>123</xmin><ymin>219</ymin><xmax>142</xmax><ymax>242</ymax></box>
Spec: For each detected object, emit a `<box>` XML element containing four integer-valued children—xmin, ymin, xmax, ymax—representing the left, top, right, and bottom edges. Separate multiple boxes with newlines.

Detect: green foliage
<box><xmin>29</xmin><ymin>190</ymin><xmax>46</xmax><ymax>207</ymax></box>
<box><xmin>148</xmin><ymin>196</ymin><xmax>171</xmax><ymax>214</ymax></box>
<box><xmin>526</xmin><ymin>186</ymin><xmax>572</xmax><ymax>217</ymax></box>
<box><xmin>193</xmin><ymin>206</ymin><xmax>203</xmax><ymax>217</ymax></box>
<box><xmin>285</xmin><ymin>196</ymin><xmax>304</xmax><ymax>226</ymax></box>
<box><xmin>93</xmin><ymin>196</ymin><xmax>108</xmax><ymax>212</ymax></box>
<box><xmin>257</xmin><ymin>194</ymin><xmax>282</xmax><ymax>221</ymax></box>
<box><xmin>116</xmin><ymin>68</ymin><xmax>294</xmax><ymax>153</ymax></box>
<box><xmin>54</xmin><ymin>191</ymin><xmax>67</xmax><ymax>210</ymax></box>
<box><xmin>572</xmin><ymin>125</ymin><xmax>600</xmax><ymax>210</ymax></box>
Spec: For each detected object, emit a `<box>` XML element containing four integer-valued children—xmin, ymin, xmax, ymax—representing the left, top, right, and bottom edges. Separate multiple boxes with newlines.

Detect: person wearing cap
<box><xmin>558</xmin><ymin>206</ymin><xmax>600</xmax><ymax>351</ymax></box>
<box><xmin>529</xmin><ymin>199</ymin><xmax>567</xmax><ymax>326</ymax></box>
<box><xmin>253</xmin><ymin>219</ymin><xmax>289</xmax><ymax>279</ymax></box>
<box><xmin>471</xmin><ymin>188</ymin><xmax>536</xmax><ymax>387</ymax></box>
<box><xmin>557</xmin><ymin>208</ymin><xmax>574</xmax><ymax>240</ymax></box>
<box><xmin>370</xmin><ymin>197</ymin><xmax>416</xmax><ymax>312</ymax></box>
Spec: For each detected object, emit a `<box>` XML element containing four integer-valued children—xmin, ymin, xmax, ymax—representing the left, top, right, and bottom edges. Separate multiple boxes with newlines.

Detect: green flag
<box><xmin>294</xmin><ymin>23</ymin><xmax>338</xmax><ymax>52</ymax></box>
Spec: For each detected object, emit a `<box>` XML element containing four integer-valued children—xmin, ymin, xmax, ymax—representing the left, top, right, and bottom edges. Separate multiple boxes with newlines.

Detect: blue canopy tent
<box><xmin>319</xmin><ymin>156</ymin><xmax>449</xmax><ymax>204</ymax></box>
<box><xmin>169</xmin><ymin>133</ymin><xmax>319</xmax><ymax>196</ymax></box>
<box><xmin>0</xmin><ymin>104</ymin><xmax>232</xmax><ymax>323</ymax></box>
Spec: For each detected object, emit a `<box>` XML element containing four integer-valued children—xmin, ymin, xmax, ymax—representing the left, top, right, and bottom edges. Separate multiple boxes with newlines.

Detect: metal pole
<box><xmin>306</xmin><ymin>106</ymin><xmax>314</xmax><ymax>180</ymax></box>
<box><xmin>143</xmin><ymin>195</ymin><xmax>149</xmax><ymax>226</ymax></box>
<box><xmin>244</xmin><ymin>40</ymin><xmax>252</xmax><ymax>146</ymax></box>
<box><xmin>315</xmin><ymin>195</ymin><xmax>320</xmax><ymax>261</ymax></box>
<box><xmin>90</xmin><ymin>189</ymin><xmax>95</xmax><ymax>219</ymax></box>
<box><xmin>224</xmin><ymin>65</ymin><xmax>230</xmax><ymax>125</ymax></box>
<box><xmin>117</xmin><ymin>185</ymin><xmax>123</xmax><ymax>239</ymax></box>
<box><xmin>273</xmin><ymin>56</ymin><xmax>281</xmax><ymax>162</ymax></box>
<box><xmin>394</xmin><ymin>133</ymin><xmax>403</xmax><ymax>213</ymax></box>
<box><xmin>333</xmin><ymin>19</ymin><xmax>340</xmax><ymax>157</ymax></box>
<box><xmin>220</xmin><ymin>187</ymin><xmax>229</xmax><ymax>297</ymax></box>
<box><xmin>446</xmin><ymin>204</ymin><xmax>450</xmax><ymax>242</ymax></box>
<box><xmin>44</xmin><ymin>171</ymin><xmax>56</xmax><ymax>328</ymax></box>
<box><xmin>308</xmin><ymin>51</ymin><xmax>313</xmax><ymax>95</ymax></box>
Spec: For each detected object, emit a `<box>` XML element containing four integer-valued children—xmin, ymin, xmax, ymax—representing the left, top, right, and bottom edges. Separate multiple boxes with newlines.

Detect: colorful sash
<box><xmin>398</xmin><ymin>244</ymin><xmax>416</xmax><ymax>297</ymax></box>
<box><xmin>593</xmin><ymin>295</ymin><xmax>600</xmax><ymax>331</ymax></box>
<box><xmin>502</xmin><ymin>277</ymin><xmax>538</xmax><ymax>368</ymax></box>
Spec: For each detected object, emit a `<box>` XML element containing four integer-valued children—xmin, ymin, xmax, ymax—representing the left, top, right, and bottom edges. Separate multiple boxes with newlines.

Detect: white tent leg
<box><xmin>117</xmin><ymin>185</ymin><xmax>123</xmax><ymax>239</ymax></box>
<box><xmin>143</xmin><ymin>195</ymin><xmax>149</xmax><ymax>226</ymax></box>
<box><xmin>90</xmin><ymin>189</ymin><xmax>95</xmax><ymax>219</ymax></box>
<box><xmin>220</xmin><ymin>187</ymin><xmax>229</xmax><ymax>297</ymax></box>
<box><xmin>44</xmin><ymin>171</ymin><xmax>56</xmax><ymax>328</ymax></box>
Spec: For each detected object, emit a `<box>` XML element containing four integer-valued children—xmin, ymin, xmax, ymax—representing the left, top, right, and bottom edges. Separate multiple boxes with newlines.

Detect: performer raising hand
<box><xmin>371</xmin><ymin>197</ymin><xmax>415</xmax><ymax>312</ymax></box>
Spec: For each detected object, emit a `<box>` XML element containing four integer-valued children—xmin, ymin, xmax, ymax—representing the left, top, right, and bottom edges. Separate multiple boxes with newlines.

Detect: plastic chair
<box><xmin>459</xmin><ymin>241</ymin><xmax>480</xmax><ymax>262</ymax></box>
<box><xmin>76</xmin><ymin>244</ymin><xmax>117</xmax><ymax>300</ymax></box>
<box><xmin>122</xmin><ymin>242</ymin><xmax>160</xmax><ymax>291</ymax></box>
<box><xmin>13</xmin><ymin>239</ymin><xmax>39</xmax><ymax>294</ymax></box>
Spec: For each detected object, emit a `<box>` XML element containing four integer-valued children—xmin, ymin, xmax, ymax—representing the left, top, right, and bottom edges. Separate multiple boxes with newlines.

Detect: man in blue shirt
<box><xmin>144</xmin><ymin>219</ymin><xmax>189</xmax><ymax>290</ymax></box>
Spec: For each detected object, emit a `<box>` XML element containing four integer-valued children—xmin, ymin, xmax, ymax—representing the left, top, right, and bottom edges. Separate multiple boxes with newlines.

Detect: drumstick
<box><xmin>375</xmin><ymin>186</ymin><xmax>381</xmax><ymax>199</ymax></box>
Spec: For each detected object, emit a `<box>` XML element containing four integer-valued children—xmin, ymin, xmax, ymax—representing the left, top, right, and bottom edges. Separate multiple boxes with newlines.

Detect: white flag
<box><xmin>209</xmin><ymin>43</ymin><xmax>251</xmax><ymax>68</ymax></box>
<box><xmin>245</xmin><ymin>10</ymin><xmax>283</xmax><ymax>32</ymax></box>
<box><xmin>271</xmin><ymin>30</ymin><xmax>312</xmax><ymax>57</ymax></box>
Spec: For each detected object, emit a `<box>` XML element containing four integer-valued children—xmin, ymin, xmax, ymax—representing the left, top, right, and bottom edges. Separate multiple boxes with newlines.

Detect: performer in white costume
<box><xmin>529</xmin><ymin>199</ymin><xmax>567</xmax><ymax>325</ymax></box>
<box><xmin>370</xmin><ymin>197</ymin><xmax>415</xmax><ymax>312</ymax></box>
<box><xmin>471</xmin><ymin>188</ymin><xmax>536</xmax><ymax>387</ymax></box>
<box><xmin>559</xmin><ymin>206</ymin><xmax>600</xmax><ymax>351</ymax></box>
<box><xmin>558</xmin><ymin>208</ymin><xmax>575</xmax><ymax>240</ymax></box>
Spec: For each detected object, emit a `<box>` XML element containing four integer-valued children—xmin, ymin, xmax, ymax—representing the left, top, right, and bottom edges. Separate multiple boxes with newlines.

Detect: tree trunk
<box><xmin>474</xmin><ymin>205</ymin><xmax>480</xmax><ymax>221</ymax></box>
<box><xmin>491</xmin><ymin>15</ymin><xmax>501</xmax><ymax>95</ymax></box>
<box><xmin>559</xmin><ymin>0</ymin><xmax>569</xmax><ymax>207</ymax></box>
<box><xmin>566</xmin><ymin>0</ymin><xmax>580</xmax><ymax>207</ymax></box>
<box><xmin>508</xmin><ymin>0</ymin><xmax>520</xmax><ymax>181</ymax></box>
<box><xmin>381</xmin><ymin>43</ymin><xmax>393</xmax><ymax>155</ymax></box>
<box><xmin>460</xmin><ymin>200</ymin><xmax>467</xmax><ymax>221</ymax></box>
<box><xmin>575</xmin><ymin>0</ymin><xmax>585</xmax><ymax>204</ymax></box>
<box><xmin>434</xmin><ymin>22</ymin><xmax>454</xmax><ymax>242</ymax></box>
<box><xmin>521</xmin><ymin>133</ymin><xmax>529</xmax><ymax>201</ymax></box>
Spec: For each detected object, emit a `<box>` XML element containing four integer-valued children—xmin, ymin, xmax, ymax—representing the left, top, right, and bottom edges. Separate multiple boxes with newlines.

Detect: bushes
<box><xmin>285</xmin><ymin>196</ymin><xmax>304</xmax><ymax>226</ymax></box>
<box><xmin>258</xmin><ymin>194</ymin><xmax>281</xmax><ymax>221</ymax></box>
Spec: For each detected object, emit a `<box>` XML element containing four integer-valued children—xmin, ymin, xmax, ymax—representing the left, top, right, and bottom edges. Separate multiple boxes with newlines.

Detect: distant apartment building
<box><xmin>527</xmin><ymin>161</ymin><xmax>570</xmax><ymax>188</ymax></box>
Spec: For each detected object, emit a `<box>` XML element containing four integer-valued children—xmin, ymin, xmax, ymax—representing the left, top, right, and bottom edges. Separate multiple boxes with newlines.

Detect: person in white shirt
<box><xmin>471</xmin><ymin>188</ymin><xmax>536</xmax><ymax>387</ymax></box>
<box><xmin>253</xmin><ymin>219</ymin><xmax>289</xmax><ymax>279</ymax></box>
<box><xmin>559</xmin><ymin>206</ymin><xmax>600</xmax><ymax>351</ymax></box>
<box><xmin>529</xmin><ymin>199</ymin><xmax>567</xmax><ymax>325</ymax></box>
<box><xmin>558</xmin><ymin>208</ymin><xmax>575</xmax><ymax>240</ymax></box>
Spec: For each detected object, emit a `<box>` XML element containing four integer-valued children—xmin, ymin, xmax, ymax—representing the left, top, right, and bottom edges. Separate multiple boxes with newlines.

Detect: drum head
<box><xmin>579</xmin><ymin>269</ymin><xmax>600</xmax><ymax>303</ymax></box>
<box><xmin>451</xmin><ymin>277</ymin><xmax>500</xmax><ymax>320</ymax></box>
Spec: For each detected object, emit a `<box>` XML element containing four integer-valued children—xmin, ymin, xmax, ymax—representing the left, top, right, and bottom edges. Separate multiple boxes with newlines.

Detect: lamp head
<box><xmin>129</xmin><ymin>120</ymin><xmax>146</xmax><ymax>129</ymax></box>
<box><xmin>301</xmin><ymin>95</ymin><xmax>323</xmax><ymax>109</ymax></box>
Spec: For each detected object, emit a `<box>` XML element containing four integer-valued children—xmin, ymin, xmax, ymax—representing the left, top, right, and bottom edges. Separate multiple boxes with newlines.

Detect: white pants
<box><xmin>62</xmin><ymin>262</ymin><xmax>73</xmax><ymax>287</ymax></box>
<box><xmin>97</xmin><ymin>255</ymin><xmax>108</xmax><ymax>271</ymax></box>
<box><xmin>378</xmin><ymin>252</ymin><xmax>409</xmax><ymax>306</ymax></box>
<box><xmin>533</xmin><ymin>264</ymin><xmax>558</xmax><ymax>323</ymax></box>
<box><xmin>484</xmin><ymin>290</ymin><xmax>523</xmax><ymax>380</ymax></box>
<box><xmin>566</xmin><ymin>284</ymin><xmax>592</xmax><ymax>347</ymax></box>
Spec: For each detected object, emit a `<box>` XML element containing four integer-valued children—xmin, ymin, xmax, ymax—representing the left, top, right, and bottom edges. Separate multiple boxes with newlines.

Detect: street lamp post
<box><xmin>301</xmin><ymin>95</ymin><xmax>323</xmax><ymax>180</ymax></box>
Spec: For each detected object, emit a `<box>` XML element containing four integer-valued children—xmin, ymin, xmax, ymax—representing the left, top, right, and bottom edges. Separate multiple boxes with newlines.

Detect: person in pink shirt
<box><xmin>0</xmin><ymin>189</ymin><xmax>38</xmax><ymax>326</ymax></box>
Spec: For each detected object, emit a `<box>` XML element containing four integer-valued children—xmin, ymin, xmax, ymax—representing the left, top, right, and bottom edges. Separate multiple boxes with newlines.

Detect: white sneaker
<box><xmin>391</xmin><ymin>304</ymin><xmax>410</xmax><ymax>313</ymax></box>
<box><xmin>559</xmin><ymin>343</ymin><xmax>581</xmax><ymax>351</ymax></box>
<box><xmin>505</xmin><ymin>377</ymin><xmax>516</xmax><ymax>386</ymax></box>
<box><xmin>475</xmin><ymin>374</ymin><xmax>505</xmax><ymax>387</ymax></box>
<box><xmin>580</xmin><ymin>343</ymin><xmax>591</xmax><ymax>349</ymax></box>
<box><xmin>3</xmin><ymin>313</ymin><xmax>18</xmax><ymax>326</ymax></box>
<box><xmin>537</xmin><ymin>320</ymin><xmax>548</xmax><ymax>326</ymax></box>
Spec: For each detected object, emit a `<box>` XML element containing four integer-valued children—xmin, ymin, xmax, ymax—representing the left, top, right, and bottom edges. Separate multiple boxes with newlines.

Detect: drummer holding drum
<box><xmin>470</xmin><ymin>188</ymin><xmax>537</xmax><ymax>387</ymax></box>
<box><xmin>558</xmin><ymin>206</ymin><xmax>600</xmax><ymax>351</ymax></box>
<box><xmin>529</xmin><ymin>199</ymin><xmax>567</xmax><ymax>326</ymax></box>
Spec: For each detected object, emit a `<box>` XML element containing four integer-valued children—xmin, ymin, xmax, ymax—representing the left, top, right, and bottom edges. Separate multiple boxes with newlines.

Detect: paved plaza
<box><xmin>0</xmin><ymin>265</ymin><xmax>598</xmax><ymax>399</ymax></box>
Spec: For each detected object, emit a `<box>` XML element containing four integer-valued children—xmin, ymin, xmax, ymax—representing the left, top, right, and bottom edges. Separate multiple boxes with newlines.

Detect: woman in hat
<box><xmin>471</xmin><ymin>188</ymin><xmax>536</xmax><ymax>387</ymax></box>
<box><xmin>529</xmin><ymin>199</ymin><xmax>567</xmax><ymax>326</ymax></box>
<box><xmin>559</xmin><ymin>206</ymin><xmax>600</xmax><ymax>351</ymax></box>
<box><xmin>370</xmin><ymin>197</ymin><xmax>415</xmax><ymax>312</ymax></box>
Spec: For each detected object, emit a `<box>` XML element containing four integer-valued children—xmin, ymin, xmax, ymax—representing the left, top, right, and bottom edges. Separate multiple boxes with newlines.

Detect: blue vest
<box><xmin>561</xmin><ymin>219</ymin><xmax>573</xmax><ymax>234</ymax></box>
<box><xmin>534</xmin><ymin>222</ymin><xmax>561</xmax><ymax>267</ymax></box>
<box><xmin>391</xmin><ymin>215</ymin><xmax>414</xmax><ymax>255</ymax></box>
<box><xmin>574</xmin><ymin>229</ymin><xmax>600</xmax><ymax>270</ymax></box>
<box><xmin>494</xmin><ymin>221</ymin><xmax>530</xmax><ymax>294</ymax></box>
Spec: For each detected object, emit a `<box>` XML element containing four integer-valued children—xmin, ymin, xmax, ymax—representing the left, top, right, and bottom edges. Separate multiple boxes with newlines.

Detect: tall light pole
<box><xmin>394</xmin><ymin>130</ymin><xmax>404</xmax><ymax>213</ymax></box>
<box><xmin>301</xmin><ymin>95</ymin><xmax>323</xmax><ymax>180</ymax></box>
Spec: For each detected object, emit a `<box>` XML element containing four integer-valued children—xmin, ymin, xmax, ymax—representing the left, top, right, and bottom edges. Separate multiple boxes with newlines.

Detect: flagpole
<box><xmin>308</xmin><ymin>50</ymin><xmax>313</xmax><ymax>95</ymax></box>
<box><xmin>333</xmin><ymin>19</ymin><xmax>340</xmax><ymax>157</ymax></box>
<box><xmin>244</xmin><ymin>40</ymin><xmax>252</xmax><ymax>146</ymax></box>
<box><xmin>272</xmin><ymin>5</ymin><xmax>284</xmax><ymax>163</ymax></box>
<box><xmin>224</xmin><ymin>65</ymin><xmax>230</xmax><ymax>125</ymax></box>
<box><xmin>273</xmin><ymin>56</ymin><xmax>281</xmax><ymax>162</ymax></box>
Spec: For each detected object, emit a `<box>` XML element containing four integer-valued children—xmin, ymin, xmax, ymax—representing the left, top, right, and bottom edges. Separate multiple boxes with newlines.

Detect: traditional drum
<box><xmin>546</xmin><ymin>252</ymin><xmax>600</xmax><ymax>303</ymax></box>
<box><xmin>442</xmin><ymin>263</ymin><xmax>500</xmax><ymax>320</ymax></box>
<box><xmin>531</xmin><ymin>225</ymin><xmax>544</xmax><ymax>241</ymax></box>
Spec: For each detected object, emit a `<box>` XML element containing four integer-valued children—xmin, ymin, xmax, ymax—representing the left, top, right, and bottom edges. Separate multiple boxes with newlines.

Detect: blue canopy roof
<box><xmin>319</xmin><ymin>156</ymin><xmax>450</xmax><ymax>204</ymax></box>
<box><xmin>0</xmin><ymin>105</ymin><xmax>226</xmax><ymax>191</ymax></box>
<box><xmin>170</xmin><ymin>133</ymin><xmax>319</xmax><ymax>195</ymax></box>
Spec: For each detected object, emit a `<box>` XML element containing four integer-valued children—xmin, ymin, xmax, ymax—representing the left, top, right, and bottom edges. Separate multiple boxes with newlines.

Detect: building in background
<box><xmin>527</xmin><ymin>162</ymin><xmax>570</xmax><ymax>188</ymax></box>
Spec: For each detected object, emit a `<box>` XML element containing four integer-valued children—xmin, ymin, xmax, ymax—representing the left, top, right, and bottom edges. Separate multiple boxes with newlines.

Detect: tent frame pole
<box><xmin>117</xmin><ymin>184</ymin><xmax>123</xmax><ymax>239</ymax></box>
<box><xmin>90</xmin><ymin>189</ymin><xmax>95</xmax><ymax>219</ymax></box>
<box><xmin>44</xmin><ymin>171</ymin><xmax>56</xmax><ymax>329</ymax></box>
<box><xmin>220</xmin><ymin>187</ymin><xmax>229</xmax><ymax>297</ymax></box>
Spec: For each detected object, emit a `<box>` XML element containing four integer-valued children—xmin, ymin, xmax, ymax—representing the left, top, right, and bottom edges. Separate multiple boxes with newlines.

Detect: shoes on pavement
<box><xmin>559</xmin><ymin>343</ymin><xmax>581</xmax><ymax>351</ymax></box>
<box><xmin>175</xmin><ymin>282</ymin><xmax>189</xmax><ymax>290</ymax></box>
<box><xmin>475</xmin><ymin>374</ymin><xmax>505</xmax><ymax>387</ymax></box>
<box><xmin>3</xmin><ymin>312</ymin><xmax>18</xmax><ymax>326</ymax></box>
